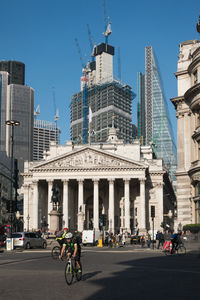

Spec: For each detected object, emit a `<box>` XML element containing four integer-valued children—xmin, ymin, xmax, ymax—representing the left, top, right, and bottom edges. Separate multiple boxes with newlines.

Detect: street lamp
<box><xmin>5</xmin><ymin>120</ymin><xmax>20</xmax><ymax>238</ymax></box>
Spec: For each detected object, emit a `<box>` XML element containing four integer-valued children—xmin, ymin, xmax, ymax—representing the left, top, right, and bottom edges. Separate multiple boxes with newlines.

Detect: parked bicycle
<box><xmin>65</xmin><ymin>256</ymin><xmax>82</xmax><ymax>285</ymax></box>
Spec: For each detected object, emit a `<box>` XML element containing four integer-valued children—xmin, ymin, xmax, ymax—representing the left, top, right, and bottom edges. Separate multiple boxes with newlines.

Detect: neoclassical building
<box><xmin>171</xmin><ymin>37</ymin><xmax>200</xmax><ymax>226</ymax></box>
<box><xmin>22</xmin><ymin>128</ymin><xmax>175</xmax><ymax>234</ymax></box>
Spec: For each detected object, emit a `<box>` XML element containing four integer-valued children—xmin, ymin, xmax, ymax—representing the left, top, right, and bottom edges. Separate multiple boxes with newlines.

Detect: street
<box><xmin>0</xmin><ymin>246</ymin><xmax>200</xmax><ymax>300</ymax></box>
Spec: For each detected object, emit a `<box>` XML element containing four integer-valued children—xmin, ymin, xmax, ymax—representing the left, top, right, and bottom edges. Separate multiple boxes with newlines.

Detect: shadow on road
<box><xmin>82</xmin><ymin>271</ymin><xmax>102</xmax><ymax>281</ymax></box>
<box><xmin>86</xmin><ymin>252</ymin><xmax>200</xmax><ymax>300</ymax></box>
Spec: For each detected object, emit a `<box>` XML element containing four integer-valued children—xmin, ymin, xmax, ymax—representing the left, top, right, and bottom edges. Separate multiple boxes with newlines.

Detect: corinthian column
<box><xmin>32</xmin><ymin>180</ymin><xmax>39</xmax><ymax>230</ymax></box>
<box><xmin>139</xmin><ymin>178</ymin><xmax>146</xmax><ymax>231</ymax></box>
<box><xmin>63</xmin><ymin>180</ymin><xmax>69</xmax><ymax>228</ymax></box>
<box><xmin>109</xmin><ymin>179</ymin><xmax>115</xmax><ymax>233</ymax></box>
<box><xmin>78</xmin><ymin>179</ymin><xmax>84</xmax><ymax>232</ymax></box>
<box><xmin>47</xmin><ymin>180</ymin><xmax>53</xmax><ymax>228</ymax></box>
<box><xmin>124</xmin><ymin>179</ymin><xmax>130</xmax><ymax>233</ymax></box>
<box><xmin>93</xmin><ymin>179</ymin><xmax>99</xmax><ymax>230</ymax></box>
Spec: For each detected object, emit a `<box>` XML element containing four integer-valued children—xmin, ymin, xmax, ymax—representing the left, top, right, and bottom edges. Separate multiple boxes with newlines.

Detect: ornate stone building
<box><xmin>171</xmin><ymin>36</ymin><xmax>200</xmax><ymax>226</ymax></box>
<box><xmin>22</xmin><ymin>128</ymin><xmax>175</xmax><ymax>234</ymax></box>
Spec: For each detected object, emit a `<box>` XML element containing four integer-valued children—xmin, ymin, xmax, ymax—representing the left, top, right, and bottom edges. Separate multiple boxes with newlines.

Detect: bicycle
<box><xmin>65</xmin><ymin>256</ymin><xmax>82</xmax><ymax>285</ymax></box>
<box><xmin>51</xmin><ymin>242</ymin><xmax>67</xmax><ymax>260</ymax></box>
<box><xmin>162</xmin><ymin>241</ymin><xmax>186</xmax><ymax>256</ymax></box>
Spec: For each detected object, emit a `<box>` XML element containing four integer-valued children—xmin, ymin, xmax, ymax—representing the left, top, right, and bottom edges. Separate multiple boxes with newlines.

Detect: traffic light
<box><xmin>151</xmin><ymin>205</ymin><xmax>155</xmax><ymax>218</ymax></box>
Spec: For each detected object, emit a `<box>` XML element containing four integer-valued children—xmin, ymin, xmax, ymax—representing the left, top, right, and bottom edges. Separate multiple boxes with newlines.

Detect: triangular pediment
<box><xmin>33</xmin><ymin>147</ymin><xmax>147</xmax><ymax>171</ymax></box>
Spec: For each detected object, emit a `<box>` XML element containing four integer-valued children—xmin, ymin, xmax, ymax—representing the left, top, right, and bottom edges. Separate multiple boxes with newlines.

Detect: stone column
<box><xmin>139</xmin><ymin>178</ymin><xmax>146</xmax><ymax>232</ymax></box>
<box><xmin>108</xmin><ymin>178</ymin><xmax>115</xmax><ymax>233</ymax></box>
<box><xmin>124</xmin><ymin>179</ymin><xmax>130</xmax><ymax>232</ymax></box>
<box><xmin>63</xmin><ymin>180</ymin><xmax>69</xmax><ymax>228</ymax></box>
<box><xmin>32</xmin><ymin>180</ymin><xmax>39</xmax><ymax>230</ymax></box>
<box><xmin>78</xmin><ymin>179</ymin><xmax>84</xmax><ymax>232</ymax></box>
<box><xmin>47</xmin><ymin>180</ymin><xmax>53</xmax><ymax>229</ymax></box>
<box><xmin>23</xmin><ymin>184</ymin><xmax>29</xmax><ymax>231</ymax></box>
<box><xmin>93</xmin><ymin>179</ymin><xmax>99</xmax><ymax>230</ymax></box>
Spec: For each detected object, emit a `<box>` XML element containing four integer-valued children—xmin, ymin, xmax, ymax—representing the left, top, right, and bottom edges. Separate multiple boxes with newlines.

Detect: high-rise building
<box><xmin>137</xmin><ymin>47</ymin><xmax>177</xmax><ymax>180</ymax></box>
<box><xmin>5</xmin><ymin>84</ymin><xmax>34</xmax><ymax>172</ymax></box>
<box><xmin>0</xmin><ymin>60</ymin><xmax>25</xmax><ymax>85</ymax></box>
<box><xmin>137</xmin><ymin>72</ymin><xmax>145</xmax><ymax>144</ymax></box>
<box><xmin>71</xmin><ymin>43</ymin><xmax>135</xmax><ymax>144</ymax></box>
<box><xmin>0</xmin><ymin>72</ymin><xmax>9</xmax><ymax>151</ymax></box>
<box><xmin>33</xmin><ymin>119</ymin><xmax>60</xmax><ymax>161</ymax></box>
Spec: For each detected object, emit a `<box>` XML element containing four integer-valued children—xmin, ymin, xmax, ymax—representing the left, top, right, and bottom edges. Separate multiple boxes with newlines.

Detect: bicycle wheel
<box><xmin>75</xmin><ymin>262</ymin><xmax>82</xmax><ymax>281</ymax></box>
<box><xmin>164</xmin><ymin>249</ymin><xmax>171</xmax><ymax>256</ymax></box>
<box><xmin>65</xmin><ymin>262</ymin><xmax>74</xmax><ymax>285</ymax></box>
<box><xmin>177</xmin><ymin>245</ymin><xmax>186</xmax><ymax>256</ymax></box>
<box><xmin>51</xmin><ymin>246</ymin><xmax>60</xmax><ymax>259</ymax></box>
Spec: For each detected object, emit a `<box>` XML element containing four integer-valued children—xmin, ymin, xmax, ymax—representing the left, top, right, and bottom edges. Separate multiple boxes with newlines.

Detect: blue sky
<box><xmin>0</xmin><ymin>0</ymin><xmax>200</xmax><ymax>145</ymax></box>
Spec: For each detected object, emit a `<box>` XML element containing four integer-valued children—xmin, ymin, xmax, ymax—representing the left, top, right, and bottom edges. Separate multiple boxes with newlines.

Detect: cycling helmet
<box><xmin>65</xmin><ymin>232</ymin><xmax>73</xmax><ymax>239</ymax></box>
<box><xmin>63</xmin><ymin>228</ymin><xmax>68</xmax><ymax>231</ymax></box>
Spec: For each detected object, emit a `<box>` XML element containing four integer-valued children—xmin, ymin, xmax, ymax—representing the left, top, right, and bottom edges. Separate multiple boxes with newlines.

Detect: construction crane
<box><xmin>102</xmin><ymin>0</ymin><xmax>112</xmax><ymax>44</ymax></box>
<box><xmin>74</xmin><ymin>38</ymin><xmax>90</xmax><ymax>144</ymax></box>
<box><xmin>52</xmin><ymin>87</ymin><xmax>59</xmax><ymax>143</ymax></box>
<box><xmin>34</xmin><ymin>105</ymin><xmax>40</xmax><ymax>119</ymax></box>
<box><xmin>87</xmin><ymin>24</ymin><xmax>95</xmax><ymax>62</ymax></box>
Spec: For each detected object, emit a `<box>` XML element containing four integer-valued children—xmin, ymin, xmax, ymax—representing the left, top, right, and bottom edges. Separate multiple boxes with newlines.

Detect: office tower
<box><xmin>0</xmin><ymin>60</ymin><xmax>25</xmax><ymax>85</ymax></box>
<box><xmin>138</xmin><ymin>47</ymin><xmax>177</xmax><ymax>179</ymax></box>
<box><xmin>0</xmin><ymin>71</ymin><xmax>10</xmax><ymax>152</ymax></box>
<box><xmin>33</xmin><ymin>119</ymin><xmax>60</xmax><ymax>161</ymax></box>
<box><xmin>5</xmin><ymin>83</ymin><xmax>34</xmax><ymax>173</ymax></box>
<box><xmin>71</xmin><ymin>43</ymin><xmax>135</xmax><ymax>144</ymax></box>
<box><xmin>137</xmin><ymin>72</ymin><xmax>145</xmax><ymax>144</ymax></box>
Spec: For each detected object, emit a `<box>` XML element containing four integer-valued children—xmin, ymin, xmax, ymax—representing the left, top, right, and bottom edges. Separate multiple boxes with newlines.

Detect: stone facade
<box><xmin>22</xmin><ymin>129</ymin><xmax>175</xmax><ymax>234</ymax></box>
<box><xmin>171</xmin><ymin>39</ymin><xmax>200</xmax><ymax>227</ymax></box>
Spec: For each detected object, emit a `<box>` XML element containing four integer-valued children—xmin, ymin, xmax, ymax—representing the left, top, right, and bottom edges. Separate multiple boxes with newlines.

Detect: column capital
<box><xmin>78</xmin><ymin>178</ymin><xmax>84</xmax><ymax>183</ymax></box>
<box><xmin>139</xmin><ymin>178</ymin><xmax>146</xmax><ymax>184</ymax></box>
<box><xmin>123</xmin><ymin>178</ymin><xmax>130</xmax><ymax>183</ymax></box>
<box><xmin>92</xmin><ymin>178</ymin><xmax>100</xmax><ymax>183</ymax></box>
<box><xmin>62</xmin><ymin>179</ymin><xmax>69</xmax><ymax>184</ymax></box>
<box><xmin>47</xmin><ymin>179</ymin><xmax>53</xmax><ymax>184</ymax></box>
<box><xmin>108</xmin><ymin>178</ymin><xmax>115</xmax><ymax>183</ymax></box>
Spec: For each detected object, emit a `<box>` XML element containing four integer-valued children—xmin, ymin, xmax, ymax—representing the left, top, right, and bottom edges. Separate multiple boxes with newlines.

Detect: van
<box><xmin>82</xmin><ymin>230</ymin><xmax>101</xmax><ymax>246</ymax></box>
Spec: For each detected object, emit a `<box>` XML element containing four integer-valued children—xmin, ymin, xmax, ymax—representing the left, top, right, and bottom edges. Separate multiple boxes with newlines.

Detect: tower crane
<box><xmin>52</xmin><ymin>87</ymin><xmax>59</xmax><ymax>143</ymax></box>
<box><xmin>34</xmin><ymin>105</ymin><xmax>40</xmax><ymax>119</ymax></box>
<box><xmin>102</xmin><ymin>0</ymin><xmax>112</xmax><ymax>44</ymax></box>
<box><xmin>74</xmin><ymin>38</ymin><xmax>90</xmax><ymax>144</ymax></box>
<box><xmin>87</xmin><ymin>24</ymin><xmax>95</xmax><ymax>62</ymax></box>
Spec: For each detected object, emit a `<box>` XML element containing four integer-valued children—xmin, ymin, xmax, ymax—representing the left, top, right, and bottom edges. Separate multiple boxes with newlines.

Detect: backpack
<box><xmin>56</xmin><ymin>230</ymin><xmax>63</xmax><ymax>238</ymax></box>
<box><xmin>73</xmin><ymin>235</ymin><xmax>82</xmax><ymax>245</ymax></box>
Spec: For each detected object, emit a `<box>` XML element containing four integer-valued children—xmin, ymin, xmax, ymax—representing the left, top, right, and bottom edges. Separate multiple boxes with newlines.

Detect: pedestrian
<box><xmin>156</xmin><ymin>231</ymin><xmax>160</xmax><ymax>249</ymax></box>
<box><xmin>146</xmin><ymin>232</ymin><xmax>151</xmax><ymax>248</ymax></box>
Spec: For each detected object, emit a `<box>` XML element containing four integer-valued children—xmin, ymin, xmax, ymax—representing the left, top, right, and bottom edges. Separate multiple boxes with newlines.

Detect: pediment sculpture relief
<box><xmin>38</xmin><ymin>149</ymin><xmax>139</xmax><ymax>169</ymax></box>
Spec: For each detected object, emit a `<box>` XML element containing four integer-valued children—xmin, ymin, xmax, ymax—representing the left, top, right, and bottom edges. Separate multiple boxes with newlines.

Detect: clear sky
<box><xmin>0</xmin><ymin>0</ymin><xmax>200</xmax><ymax>145</ymax></box>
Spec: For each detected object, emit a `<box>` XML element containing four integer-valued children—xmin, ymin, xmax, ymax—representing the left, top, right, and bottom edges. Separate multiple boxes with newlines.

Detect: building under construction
<box><xmin>70</xmin><ymin>41</ymin><xmax>135</xmax><ymax>144</ymax></box>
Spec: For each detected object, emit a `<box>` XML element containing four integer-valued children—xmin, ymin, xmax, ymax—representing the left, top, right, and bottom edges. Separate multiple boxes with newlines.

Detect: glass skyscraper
<box><xmin>138</xmin><ymin>47</ymin><xmax>177</xmax><ymax>180</ymax></box>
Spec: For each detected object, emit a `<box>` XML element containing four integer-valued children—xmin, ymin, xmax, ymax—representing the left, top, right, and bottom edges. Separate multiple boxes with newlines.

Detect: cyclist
<box><xmin>59</xmin><ymin>232</ymin><xmax>81</xmax><ymax>272</ymax></box>
<box><xmin>56</xmin><ymin>228</ymin><xmax>68</xmax><ymax>253</ymax></box>
<box><xmin>171</xmin><ymin>231</ymin><xmax>182</xmax><ymax>253</ymax></box>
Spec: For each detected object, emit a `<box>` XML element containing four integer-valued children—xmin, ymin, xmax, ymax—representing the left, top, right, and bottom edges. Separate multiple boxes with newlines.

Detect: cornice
<box><xmin>170</xmin><ymin>96</ymin><xmax>185</xmax><ymax>109</ymax></box>
<box><xmin>28</xmin><ymin>166</ymin><xmax>146</xmax><ymax>173</ymax></box>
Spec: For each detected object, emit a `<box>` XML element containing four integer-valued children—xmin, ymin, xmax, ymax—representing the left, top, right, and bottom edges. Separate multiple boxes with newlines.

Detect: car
<box><xmin>130</xmin><ymin>235</ymin><xmax>140</xmax><ymax>245</ymax></box>
<box><xmin>12</xmin><ymin>232</ymin><xmax>47</xmax><ymax>249</ymax></box>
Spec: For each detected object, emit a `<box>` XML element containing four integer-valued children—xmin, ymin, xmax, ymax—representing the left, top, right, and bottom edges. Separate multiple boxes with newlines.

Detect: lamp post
<box><xmin>5</xmin><ymin>120</ymin><xmax>20</xmax><ymax>238</ymax></box>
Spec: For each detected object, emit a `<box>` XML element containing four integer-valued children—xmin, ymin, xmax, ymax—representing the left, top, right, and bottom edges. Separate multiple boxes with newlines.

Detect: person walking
<box><xmin>146</xmin><ymin>232</ymin><xmax>151</xmax><ymax>249</ymax></box>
